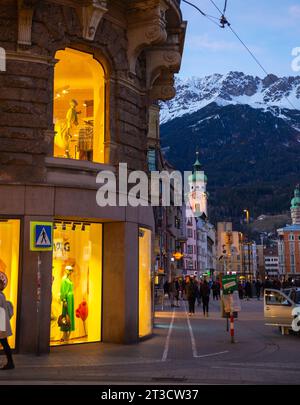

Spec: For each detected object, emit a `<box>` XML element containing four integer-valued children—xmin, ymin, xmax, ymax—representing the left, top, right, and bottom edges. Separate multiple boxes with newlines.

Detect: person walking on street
<box><xmin>169</xmin><ymin>279</ymin><xmax>177</xmax><ymax>307</ymax></box>
<box><xmin>216</xmin><ymin>280</ymin><xmax>221</xmax><ymax>300</ymax></box>
<box><xmin>175</xmin><ymin>278</ymin><xmax>180</xmax><ymax>307</ymax></box>
<box><xmin>0</xmin><ymin>272</ymin><xmax>14</xmax><ymax>370</ymax></box>
<box><xmin>195</xmin><ymin>280</ymin><xmax>201</xmax><ymax>306</ymax></box>
<box><xmin>200</xmin><ymin>277</ymin><xmax>210</xmax><ymax>317</ymax></box>
<box><xmin>245</xmin><ymin>281</ymin><xmax>252</xmax><ymax>300</ymax></box>
<box><xmin>212</xmin><ymin>281</ymin><xmax>218</xmax><ymax>300</ymax></box>
<box><xmin>185</xmin><ymin>276</ymin><xmax>197</xmax><ymax>316</ymax></box>
<box><xmin>238</xmin><ymin>281</ymin><xmax>244</xmax><ymax>299</ymax></box>
<box><xmin>255</xmin><ymin>279</ymin><xmax>262</xmax><ymax>300</ymax></box>
<box><xmin>163</xmin><ymin>280</ymin><xmax>170</xmax><ymax>298</ymax></box>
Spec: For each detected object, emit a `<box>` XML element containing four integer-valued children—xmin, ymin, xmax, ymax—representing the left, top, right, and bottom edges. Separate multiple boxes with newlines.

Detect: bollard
<box><xmin>230</xmin><ymin>312</ymin><xmax>235</xmax><ymax>343</ymax></box>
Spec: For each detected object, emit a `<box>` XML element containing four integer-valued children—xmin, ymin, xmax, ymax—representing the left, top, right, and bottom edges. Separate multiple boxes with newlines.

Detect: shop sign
<box><xmin>30</xmin><ymin>222</ymin><xmax>53</xmax><ymax>251</ymax></box>
<box><xmin>222</xmin><ymin>274</ymin><xmax>238</xmax><ymax>295</ymax></box>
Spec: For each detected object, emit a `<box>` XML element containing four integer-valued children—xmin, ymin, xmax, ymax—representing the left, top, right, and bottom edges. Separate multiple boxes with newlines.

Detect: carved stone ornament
<box><xmin>17</xmin><ymin>0</ymin><xmax>36</xmax><ymax>45</ymax></box>
<box><xmin>76</xmin><ymin>0</ymin><xmax>108</xmax><ymax>41</ymax></box>
<box><xmin>150</xmin><ymin>70</ymin><xmax>176</xmax><ymax>101</ymax></box>
<box><xmin>127</xmin><ymin>0</ymin><xmax>169</xmax><ymax>74</ymax></box>
<box><xmin>146</xmin><ymin>48</ymin><xmax>181</xmax><ymax>87</ymax></box>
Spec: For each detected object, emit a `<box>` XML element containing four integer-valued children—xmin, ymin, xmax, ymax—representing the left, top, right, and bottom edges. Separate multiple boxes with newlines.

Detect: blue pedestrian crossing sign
<box><xmin>30</xmin><ymin>222</ymin><xmax>53</xmax><ymax>251</ymax></box>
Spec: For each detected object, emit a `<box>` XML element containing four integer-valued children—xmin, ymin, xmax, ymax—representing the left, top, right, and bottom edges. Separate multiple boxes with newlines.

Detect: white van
<box><xmin>264</xmin><ymin>288</ymin><xmax>300</xmax><ymax>335</ymax></box>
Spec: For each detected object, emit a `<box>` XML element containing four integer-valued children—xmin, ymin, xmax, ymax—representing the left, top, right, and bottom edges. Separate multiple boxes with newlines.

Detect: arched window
<box><xmin>53</xmin><ymin>48</ymin><xmax>105</xmax><ymax>163</ymax></box>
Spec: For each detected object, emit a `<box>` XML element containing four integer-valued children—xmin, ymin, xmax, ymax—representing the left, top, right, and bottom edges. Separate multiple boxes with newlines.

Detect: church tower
<box><xmin>291</xmin><ymin>184</ymin><xmax>300</xmax><ymax>225</ymax></box>
<box><xmin>188</xmin><ymin>152</ymin><xmax>208</xmax><ymax>218</ymax></box>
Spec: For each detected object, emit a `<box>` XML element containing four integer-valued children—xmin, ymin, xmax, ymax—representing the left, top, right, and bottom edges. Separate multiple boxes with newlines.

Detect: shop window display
<box><xmin>0</xmin><ymin>220</ymin><xmax>20</xmax><ymax>349</ymax></box>
<box><xmin>139</xmin><ymin>228</ymin><xmax>152</xmax><ymax>337</ymax></box>
<box><xmin>53</xmin><ymin>48</ymin><xmax>105</xmax><ymax>163</ymax></box>
<box><xmin>51</xmin><ymin>222</ymin><xmax>102</xmax><ymax>346</ymax></box>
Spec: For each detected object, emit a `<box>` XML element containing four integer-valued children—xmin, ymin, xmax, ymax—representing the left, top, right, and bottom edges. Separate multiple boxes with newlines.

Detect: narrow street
<box><xmin>1</xmin><ymin>298</ymin><xmax>300</xmax><ymax>385</ymax></box>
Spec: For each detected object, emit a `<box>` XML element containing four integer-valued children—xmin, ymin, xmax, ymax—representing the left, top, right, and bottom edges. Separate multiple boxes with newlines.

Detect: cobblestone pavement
<box><xmin>1</xmin><ymin>298</ymin><xmax>300</xmax><ymax>385</ymax></box>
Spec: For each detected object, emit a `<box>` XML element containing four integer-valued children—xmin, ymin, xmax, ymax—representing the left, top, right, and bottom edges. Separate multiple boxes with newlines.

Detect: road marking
<box><xmin>184</xmin><ymin>301</ymin><xmax>229</xmax><ymax>359</ymax></box>
<box><xmin>196</xmin><ymin>351</ymin><xmax>229</xmax><ymax>358</ymax></box>
<box><xmin>184</xmin><ymin>301</ymin><xmax>198</xmax><ymax>358</ymax></box>
<box><xmin>161</xmin><ymin>308</ymin><xmax>176</xmax><ymax>362</ymax></box>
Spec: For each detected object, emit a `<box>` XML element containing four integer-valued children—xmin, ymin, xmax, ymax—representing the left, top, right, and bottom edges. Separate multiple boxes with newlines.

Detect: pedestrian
<box><xmin>245</xmin><ymin>281</ymin><xmax>252</xmax><ymax>300</ymax></box>
<box><xmin>212</xmin><ymin>281</ymin><xmax>218</xmax><ymax>300</ymax></box>
<box><xmin>255</xmin><ymin>279</ymin><xmax>262</xmax><ymax>300</ymax></box>
<box><xmin>174</xmin><ymin>277</ymin><xmax>180</xmax><ymax>307</ymax></box>
<box><xmin>194</xmin><ymin>280</ymin><xmax>201</xmax><ymax>306</ymax></box>
<box><xmin>182</xmin><ymin>278</ymin><xmax>187</xmax><ymax>300</ymax></box>
<box><xmin>238</xmin><ymin>281</ymin><xmax>244</xmax><ymax>300</ymax></box>
<box><xmin>169</xmin><ymin>279</ymin><xmax>176</xmax><ymax>307</ymax></box>
<box><xmin>216</xmin><ymin>280</ymin><xmax>221</xmax><ymax>300</ymax></box>
<box><xmin>263</xmin><ymin>277</ymin><xmax>272</xmax><ymax>291</ymax></box>
<box><xmin>0</xmin><ymin>272</ymin><xmax>14</xmax><ymax>370</ymax></box>
<box><xmin>200</xmin><ymin>277</ymin><xmax>210</xmax><ymax>317</ymax></box>
<box><xmin>185</xmin><ymin>276</ymin><xmax>197</xmax><ymax>316</ymax></box>
<box><xmin>163</xmin><ymin>280</ymin><xmax>170</xmax><ymax>298</ymax></box>
<box><xmin>252</xmin><ymin>280</ymin><xmax>256</xmax><ymax>297</ymax></box>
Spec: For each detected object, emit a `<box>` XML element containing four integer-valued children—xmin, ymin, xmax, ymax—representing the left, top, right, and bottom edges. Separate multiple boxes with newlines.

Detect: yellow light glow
<box><xmin>50</xmin><ymin>223</ymin><xmax>102</xmax><ymax>346</ymax></box>
<box><xmin>139</xmin><ymin>228</ymin><xmax>152</xmax><ymax>338</ymax></box>
<box><xmin>173</xmin><ymin>252</ymin><xmax>183</xmax><ymax>260</ymax></box>
<box><xmin>53</xmin><ymin>48</ymin><xmax>105</xmax><ymax>163</ymax></box>
<box><xmin>0</xmin><ymin>220</ymin><xmax>20</xmax><ymax>349</ymax></box>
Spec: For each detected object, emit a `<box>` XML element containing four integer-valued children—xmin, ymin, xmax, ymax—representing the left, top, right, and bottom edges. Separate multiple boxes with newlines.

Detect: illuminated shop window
<box><xmin>53</xmin><ymin>48</ymin><xmax>105</xmax><ymax>163</ymax></box>
<box><xmin>139</xmin><ymin>228</ymin><xmax>152</xmax><ymax>337</ymax></box>
<box><xmin>0</xmin><ymin>219</ymin><xmax>20</xmax><ymax>349</ymax></box>
<box><xmin>50</xmin><ymin>222</ymin><xmax>102</xmax><ymax>346</ymax></box>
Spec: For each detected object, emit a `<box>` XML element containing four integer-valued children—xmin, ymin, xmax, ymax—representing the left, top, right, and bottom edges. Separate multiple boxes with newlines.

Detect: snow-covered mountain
<box><xmin>160</xmin><ymin>71</ymin><xmax>300</xmax><ymax>125</ymax></box>
<box><xmin>160</xmin><ymin>71</ymin><xmax>300</xmax><ymax>225</ymax></box>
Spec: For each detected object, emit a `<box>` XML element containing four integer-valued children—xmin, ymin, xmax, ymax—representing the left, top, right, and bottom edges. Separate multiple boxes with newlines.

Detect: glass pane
<box><xmin>51</xmin><ymin>222</ymin><xmax>102</xmax><ymax>345</ymax></box>
<box><xmin>53</xmin><ymin>48</ymin><xmax>105</xmax><ymax>163</ymax></box>
<box><xmin>0</xmin><ymin>219</ymin><xmax>20</xmax><ymax>349</ymax></box>
<box><xmin>139</xmin><ymin>228</ymin><xmax>152</xmax><ymax>337</ymax></box>
<box><xmin>265</xmin><ymin>291</ymin><xmax>290</xmax><ymax>306</ymax></box>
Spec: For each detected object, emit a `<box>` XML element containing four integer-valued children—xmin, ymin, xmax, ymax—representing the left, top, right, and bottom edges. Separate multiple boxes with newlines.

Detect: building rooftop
<box><xmin>279</xmin><ymin>224</ymin><xmax>300</xmax><ymax>232</ymax></box>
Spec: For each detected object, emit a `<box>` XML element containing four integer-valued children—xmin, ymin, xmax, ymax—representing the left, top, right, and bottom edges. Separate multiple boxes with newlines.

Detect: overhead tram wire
<box><xmin>207</xmin><ymin>0</ymin><xmax>297</xmax><ymax>110</ymax></box>
<box><xmin>184</xmin><ymin>0</ymin><xmax>298</xmax><ymax>111</ymax></box>
<box><xmin>182</xmin><ymin>0</ymin><xmax>221</xmax><ymax>27</ymax></box>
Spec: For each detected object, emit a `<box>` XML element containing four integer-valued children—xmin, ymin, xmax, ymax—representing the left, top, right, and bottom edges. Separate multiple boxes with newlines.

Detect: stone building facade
<box><xmin>0</xmin><ymin>0</ymin><xmax>186</xmax><ymax>353</ymax></box>
<box><xmin>278</xmin><ymin>185</ymin><xmax>300</xmax><ymax>278</ymax></box>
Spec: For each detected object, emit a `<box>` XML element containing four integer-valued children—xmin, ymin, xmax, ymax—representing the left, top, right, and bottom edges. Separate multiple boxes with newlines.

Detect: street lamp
<box><xmin>243</xmin><ymin>209</ymin><xmax>250</xmax><ymax>225</ymax></box>
<box><xmin>243</xmin><ymin>210</ymin><xmax>252</xmax><ymax>279</ymax></box>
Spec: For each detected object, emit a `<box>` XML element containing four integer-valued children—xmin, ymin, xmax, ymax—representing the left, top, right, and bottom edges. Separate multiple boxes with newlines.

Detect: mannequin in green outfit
<box><xmin>60</xmin><ymin>265</ymin><xmax>75</xmax><ymax>341</ymax></box>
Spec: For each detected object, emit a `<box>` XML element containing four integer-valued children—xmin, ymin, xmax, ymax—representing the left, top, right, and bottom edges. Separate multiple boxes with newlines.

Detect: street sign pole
<box><xmin>230</xmin><ymin>294</ymin><xmax>235</xmax><ymax>343</ymax></box>
<box><xmin>221</xmin><ymin>275</ymin><xmax>238</xmax><ymax>343</ymax></box>
<box><xmin>36</xmin><ymin>253</ymin><xmax>41</xmax><ymax>356</ymax></box>
<box><xmin>30</xmin><ymin>221</ymin><xmax>53</xmax><ymax>356</ymax></box>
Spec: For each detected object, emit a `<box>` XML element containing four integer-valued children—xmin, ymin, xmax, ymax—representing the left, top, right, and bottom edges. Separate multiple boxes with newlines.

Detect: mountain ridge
<box><xmin>160</xmin><ymin>71</ymin><xmax>300</xmax><ymax>126</ymax></box>
<box><xmin>160</xmin><ymin>72</ymin><xmax>300</xmax><ymax>226</ymax></box>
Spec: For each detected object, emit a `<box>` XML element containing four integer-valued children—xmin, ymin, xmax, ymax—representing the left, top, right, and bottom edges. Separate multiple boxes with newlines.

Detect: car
<box><xmin>264</xmin><ymin>288</ymin><xmax>300</xmax><ymax>335</ymax></box>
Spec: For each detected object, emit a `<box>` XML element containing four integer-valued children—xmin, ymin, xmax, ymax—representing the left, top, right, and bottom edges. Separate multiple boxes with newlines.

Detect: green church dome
<box><xmin>188</xmin><ymin>155</ymin><xmax>207</xmax><ymax>183</ymax></box>
<box><xmin>291</xmin><ymin>185</ymin><xmax>300</xmax><ymax>209</ymax></box>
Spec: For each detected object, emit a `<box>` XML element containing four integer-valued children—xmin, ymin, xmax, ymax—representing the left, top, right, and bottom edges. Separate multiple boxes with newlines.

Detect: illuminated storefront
<box><xmin>50</xmin><ymin>221</ymin><xmax>102</xmax><ymax>346</ymax></box>
<box><xmin>53</xmin><ymin>48</ymin><xmax>105</xmax><ymax>163</ymax></box>
<box><xmin>0</xmin><ymin>219</ymin><xmax>20</xmax><ymax>349</ymax></box>
<box><xmin>139</xmin><ymin>228</ymin><xmax>152</xmax><ymax>338</ymax></box>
